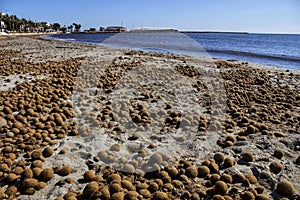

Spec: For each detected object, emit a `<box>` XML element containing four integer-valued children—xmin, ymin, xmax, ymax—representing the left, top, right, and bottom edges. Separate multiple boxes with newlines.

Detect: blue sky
<box><xmin>1</xmin><ymin>0</ymin><xmax>300</xmax><ymax>33</ymax></box>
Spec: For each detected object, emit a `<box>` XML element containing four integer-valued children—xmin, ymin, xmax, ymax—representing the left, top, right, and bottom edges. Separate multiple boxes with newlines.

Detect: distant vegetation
<box><xmin>0</xmin><ymin>13</ymin><xmax>128</xmax><ymax>34</ymax></box>
<box><xmin>0</xmin><ymin>13</ymin><xmax>82</xmax><ymax>33</ymax></box>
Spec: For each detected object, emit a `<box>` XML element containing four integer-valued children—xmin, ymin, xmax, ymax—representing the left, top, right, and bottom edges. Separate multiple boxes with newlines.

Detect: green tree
<box><xmin>52</xmin><ymin>23</ymin><xmax>61</xmax><ymax>31</ymax></box>
<box><xmin>60</xmin><ymin>25</ymin><xmax>67</xmax><ymax>33</ymax></box>
<box><xmin>73</xmin><ymin>23</ymin><xmax>81</xmax><ymax>32</ymax></box>
<box><xmin>40</xmin><ymin>22</ymin><xmax>50</xmax><ymax>32</ymax></box>
<box><xmin>89</xmin><ymin>28</ymin><xmax>96</xmax><ymax>32</ymax></box>
<box><xmin>67</xmin><ymin>25</ymin><xmax>73</xmax><ymax>32</ymax></box>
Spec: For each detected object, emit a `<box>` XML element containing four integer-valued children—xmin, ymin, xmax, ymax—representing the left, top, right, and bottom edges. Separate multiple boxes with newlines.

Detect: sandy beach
<box><xmin>0</xmin><ymin>35</ymin><xmax>299</xmax><ymax>200</ymax></box>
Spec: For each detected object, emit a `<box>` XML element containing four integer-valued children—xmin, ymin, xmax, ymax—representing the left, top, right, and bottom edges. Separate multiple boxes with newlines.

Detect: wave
<box><xmin>206</xmin><ymin>49</ymin><xmax>300</xmax><ymax>63</ymax></box>
<box><xmin>44</xmin><ymin>33</ymin><xmax>300</xmax><ymax>70</ymax></box>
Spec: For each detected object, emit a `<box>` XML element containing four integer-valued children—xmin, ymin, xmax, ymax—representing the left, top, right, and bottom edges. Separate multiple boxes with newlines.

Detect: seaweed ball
<box><xmin>276</xmin><ymin>180</ymin><xmax>295</xmax><ymax>197</ymax></box>
<box><xmin>153</xmin><ymin>191</ymin><xmax>168</xmax><ymax>200</ymax></box>
<box><xmin>269</xmin><ymin>161</ymin><xmax>283</xmax><ymax>174</ymax></box>
<box><xmin>241</xmin><ymin>152</ymin><xmax>254</xmax><ymax>162</ymax></box>
<box><xmin>214</xmin><ymin>152</ymin><xmax>225</xmax><ymax>164</ymax></box>
<box><xmin>83</xmin><ymin>170</ymin><xmax>95</xmax><ymax>182</ymax></box>
<box><xmin>39</xmin><ymin>168</ymin><xmax>54</xmax><ymax>182</ymax></box>
<box><xmin>185</xmin><ymin>166</ymin><xmax>198</xmax><ymax>178</ymax></box>
<box><xmin>215</xmin><ymin>181</ymin><xmax>228</xmax><ymax>195</ymax></box>
<box><xmin>83</xmin><ymin>181</ymin><xmax>99</xmax><ymax>197</ymax></box>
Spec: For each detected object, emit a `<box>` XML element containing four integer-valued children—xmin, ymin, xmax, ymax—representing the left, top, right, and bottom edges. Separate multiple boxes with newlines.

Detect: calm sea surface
<box><xmin>45</xmin><ymin>32</ymin><xmax>300</xmax><ymax>71</ymax></box>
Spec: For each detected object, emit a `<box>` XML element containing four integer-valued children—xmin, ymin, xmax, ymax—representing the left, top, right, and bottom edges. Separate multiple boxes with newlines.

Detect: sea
<box><xmin>44</xmin><ymin>32</ymin><xmax>300</xmax><ymax>71</ymax></box>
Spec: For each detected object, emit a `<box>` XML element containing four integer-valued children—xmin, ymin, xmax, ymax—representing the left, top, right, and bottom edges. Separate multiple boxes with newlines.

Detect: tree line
<box><xmin>0</xmin><ymin>13</ymin><xmax>81</xmax><ymax>33</ymax></box>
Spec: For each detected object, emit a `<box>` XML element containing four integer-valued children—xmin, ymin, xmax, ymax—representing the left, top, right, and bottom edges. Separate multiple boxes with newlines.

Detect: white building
<box><xmin>105</xmin><ymin>26</ymin><xmax>127</xmax><ymax>32</ymax></box>
<box><xmin>0</xmin><ymin>21</ymin><xmax>5</xmax><ymax>32</ymax></box>
<box><xmin>0</xmin><ymin>12</ymin><xmax>6</xmax><ymax>32</ymax></box>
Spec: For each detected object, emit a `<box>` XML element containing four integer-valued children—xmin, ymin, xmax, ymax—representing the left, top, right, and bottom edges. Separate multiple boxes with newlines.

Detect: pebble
<box><xmin>148</xmin><ymin>153</ymin><xmax>163</xmax><ymax>165</ymax></box>
<box><xmin>273</xmin><ymin>149</ymin><xmax>284</xmax><ymax>159</ymax></box>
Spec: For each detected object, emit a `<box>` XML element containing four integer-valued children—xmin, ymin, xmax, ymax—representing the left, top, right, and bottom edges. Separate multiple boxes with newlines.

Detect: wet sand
<box><xmin>0</xmin><ymin>36</ymin><xmax>299</xmax><ymax>200</ymax></box>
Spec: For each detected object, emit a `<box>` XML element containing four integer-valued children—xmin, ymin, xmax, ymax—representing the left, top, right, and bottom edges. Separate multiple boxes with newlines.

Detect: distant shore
<box><xmin>180</xmin><ymin>31</ymin><xmax>249</xmax><ymax>34</ymax></box>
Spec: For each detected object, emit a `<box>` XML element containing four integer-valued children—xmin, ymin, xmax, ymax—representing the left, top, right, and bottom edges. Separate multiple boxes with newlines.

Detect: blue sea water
<box><xmin>45</xmin><ymin>32</ymin><xmax>300</xmax><ymax>71</ymax></box>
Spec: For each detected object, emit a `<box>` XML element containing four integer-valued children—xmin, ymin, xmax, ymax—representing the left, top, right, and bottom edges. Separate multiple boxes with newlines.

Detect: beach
<box><xmin>0</xmin><ymin>35</ymin><xmax>299</xmax><ymax>200</ymax></box>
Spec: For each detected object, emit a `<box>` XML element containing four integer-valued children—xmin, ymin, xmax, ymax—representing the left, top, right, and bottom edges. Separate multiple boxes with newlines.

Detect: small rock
<box><xmin>273</xmin><ymin>149</ymin><xmax>284</xmax><ymax>159</ymax></box>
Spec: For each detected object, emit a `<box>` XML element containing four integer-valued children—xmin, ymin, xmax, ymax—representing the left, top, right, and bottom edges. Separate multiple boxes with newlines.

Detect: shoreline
<box><xmin>41</xmin><ymin>33</ymin><xmax>300</xmax><ymax>72</ymax></box>
<box><xmin>0</xmin><ymin>36</ymin><xmax>299</xmax><ymax>200</ymax></box>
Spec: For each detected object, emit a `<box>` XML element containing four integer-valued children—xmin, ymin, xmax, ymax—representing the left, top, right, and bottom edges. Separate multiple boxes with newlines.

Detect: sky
<box><xmin>1</xmin><ymin>0</ymin><xmax>300</xmax><ymax>33</ymax></box>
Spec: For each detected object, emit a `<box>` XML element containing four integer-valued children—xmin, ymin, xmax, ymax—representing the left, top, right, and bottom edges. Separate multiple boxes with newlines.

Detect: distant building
<box><xmin>105</xmin><ymin>26</ymin><xmax>127</xmax><ymax>32</ymax></box>
<box><xmin>0</xmin><ymin>21</ymin><xmax>5</xmax><ymax>32</ymax></box>
<box><xmin>46</xmin><ymin>29</ymin><xmax>55</xmax><ymax>33</ymax></box>
<box><xmin>0</xmin><ymin>12</ymin><xmax>7</xmax><ymax>32</ymax></box>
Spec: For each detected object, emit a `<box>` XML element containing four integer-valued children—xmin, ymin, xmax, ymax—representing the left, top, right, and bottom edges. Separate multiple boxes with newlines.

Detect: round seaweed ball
<box><xmin>241</xmin><ymin>152</ymin><xmax>254</xmax><ymax>162</ymax></box>
<box><xmin>255</xmin><ymin>194</ymin><xmax>270</xmax><ymax>200</ymax></box>
<box><xmin>185</xmin><ymin>166</ymin><xmax>198</xmax><ymax>178</ymax></box>
<box><xmin>57</xmin><ymin>166</ymin><xmax>72</xmax><ymax>176</ymax></box>
<box><xmin>240</xmin><ymin>191</ymin><xmax>255</xmax><ymax>200</ymax></box>
<box><xmin>223</xmin><ymin>157</ymin><xmax>235</xmax><ymax>168</ymax></box>
<box><xmin>39</xmin><ymin>168</ymin><xmax>54</xmax><ymax>182</ymax></box>
<box><xmin>83</xmin><ymin>181</ymin><xmax>99</xmax><ymax>197</ymax></box>
<box><xmin>42</xmin><ymin>147</ymin><xmax>54</xmax><ymax>157</ymax></box>
<box><xmin>83</xmin><ymin>170</ymin><xmax>95</xmax><ymax>182</ymax></box>
<box><xmin>276</xmin><ymin>180</ymin><xmax>295</xmax><ymax>197</ymax></box>
<box><xmin>111</xmin><ymin>192</ymin><xmax>124</xmax><ymax>200</ymax></box>
<box><xmin>152</xmin><ymin>191</ymin><xmax>168</xmax><ymax>200</ymax></box>
<box><xmin>212</xmin><ymin>194</ymin><xmax>225</xmax><ymax>200</ymax></box>
<box><xmin>214</xmin><ymin>152</ymin><xmax>225</xmax><ymax>164</ymax></box>
<box><xmin>269</xmin><ymin>161</ymin><xmax>283</xmax><ymax>174</ymax></box>
<box><xmin>214</xmin><ymin>181</ymin><xmax>228</xmax><ymax>195</ymax></box>
<box><xmin>198</xmin><ymin>166</ymin><xmax>210</xmax><ymax>178</ymax></box>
